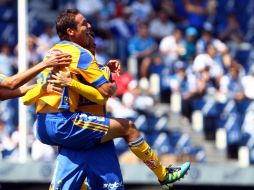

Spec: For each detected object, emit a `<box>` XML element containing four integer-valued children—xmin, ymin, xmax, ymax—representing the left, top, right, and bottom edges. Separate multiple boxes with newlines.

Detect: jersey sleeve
<box><xmin>69</xmin><ymin>79</ymin><xmax>107</xmax><ymax>105</ymax></box>
<box><xmin>22</xmin><ymin>70</ymin><xmax>50</xmax><ymax>105</ymax></box>
<box><xmin>74</xmin><ymin>49</ymin><xmax>108</xmax><ymax>88</ymax></box>
<box><xmin>23</xmin><ymin>84</ymin><xmax>44</xmax><ymax>105</ymax></box>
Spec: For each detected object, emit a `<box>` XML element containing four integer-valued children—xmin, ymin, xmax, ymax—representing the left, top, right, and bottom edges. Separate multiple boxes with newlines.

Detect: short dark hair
<box><xmin>55</xmin><ymin>9</ymin><xmax>80</xmax><ymax>41</ymax></box>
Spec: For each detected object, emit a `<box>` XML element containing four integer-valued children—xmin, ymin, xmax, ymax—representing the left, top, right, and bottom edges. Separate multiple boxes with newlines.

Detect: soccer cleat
<box><xmin>160</xmin><ymin>162</ymin><xmax>190</xmax><ymax>189</ymax></box>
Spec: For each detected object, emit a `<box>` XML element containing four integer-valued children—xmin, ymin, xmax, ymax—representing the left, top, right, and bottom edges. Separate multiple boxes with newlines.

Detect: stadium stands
<box><xmin>1</xmin><ymin>0</ymin><xmax>254</xmax><ymax>176</ymax></box>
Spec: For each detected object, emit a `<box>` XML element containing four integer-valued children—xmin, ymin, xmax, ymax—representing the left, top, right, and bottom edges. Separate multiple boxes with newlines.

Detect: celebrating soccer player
<box><xmin>23</xmin><ymin>9</ymin><xmax>190</xmax><ymax>190</ymax></box>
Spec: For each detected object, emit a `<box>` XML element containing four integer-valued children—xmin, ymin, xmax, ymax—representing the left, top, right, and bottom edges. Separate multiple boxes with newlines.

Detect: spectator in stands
<box><xmin>159</xmin><ymin>28</ymin><xmax>186</xmax><ymax>67</ymax></box>
<box><xmin>97</xmin><ymin>0</ymin><xmax>116</xmax><ymax>30</ymax></box>
<box><xmin>15</xmin><ymin>36</ymin><xmax>40</xmax><ymax>66</ymax></box>
<box><xmin>219</xmin><ymin>13</ymin><xmax>244</xmax><ymax>45</ymax></box>
<box><xmin>196</xmin><ymin>22</ymin><xmax>228</xmax><ymax>55</ymax></box>
<box><xmin>76</xmin><ymin>0</ymin><xmax>102</xmax><ymax>28</ymax></box>
<box><xmin>182</xmin><ymin>26</ymin><xmax>198</xmax><ymax>62</ymax></box>
<box><xmin>128</xmin><ymin>22</ymin><xmax>157</xmax><ymax>78</ymax></box>
<box><xmin>218</xmin><ymin>12</ymin><xmax>245</xmax><ymax>57</ymax></box>
<box><xmin>139</xmin><ymin>53</ymin><xmax>170</xmax><ymax>102</ymax></box>
<box><xmin>198</xmin><ymin>22</ymin><xmax>235</xmax><ymax>70</ymax></box>
<box><xmin>169</xmin><ymin>61</ymin><xmax>188</xmax><ymax>94</ymax></box>
<box><xmin>140</xmin><ymin>52</ymin><xmax>165</xmax><ymax>78</ymax></box>
<box><xmin>184</xmin><ymin>64</ymin><xmax>216</xmax><ymax>121</ymax></box>
<box><xmin>99</xmin><ymin>0</ymin><xmax>116</xmax><ymax>21</ymax></box>
<box><xmin>130</xmin><ymin>0</ymin><xmax>153</xmax><ymax>23</ymax></box>
<box><xmin>37</xmin><ymin>24</ymin><xmax>59</xmax><ymax>58</ymax></box>
<box><xmin>159</xmin><ymin>0</ymin><xmax>184</xmax><ymax>23</ymax></box>
<box><xmin>0</xmin><ymin>43</ymin><xmax>14</xmax><ymax>76</ymax></box>
<box><xmin>107</xmin><ymin>80</ymin><xmax>139</xmax><ymax>119</ymax></box>
<box><xmin>122</xmin><ymin>79</ymin><xmax>155</xmax><ymax>114</ymax></box>
<box><xmin>108</xmin><ymin>6</ymin><xmax>136</xmax><ymax>63</ymax></box>
<box><xmin>183</xmin><ymin>0</ymin><xmax>208</xmax><ymax>31</ymax></box>
<box><xmin>219</xmin><ymin>64</ymin><xmax>245</xmax><ymax>101</ymax></box>
<box><xmin>94</xmin><ymin>37</ymin><xmax>110</xmax><ymax>65</ymax></box>
<box><xmin>193</xmin><ymin>43</ymin><xmax>224</xmax><ymax>86</ymax></box>
<box><xmin>149</xmin><ymin>9</ymin><xmax>175</xmax><ymax>42</ymax></box>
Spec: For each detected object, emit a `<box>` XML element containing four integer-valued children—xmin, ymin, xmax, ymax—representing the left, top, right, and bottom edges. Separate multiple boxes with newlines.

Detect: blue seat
<box><xmin>150</xmin><ymin>115</ymin><xmax>169</xmax><ymax>132</ymax></box>
<box><xmin>225</xmin><ymin>114</ymin><xmax>241</xmax><ymax>146</ymax></box>
<box><xmin>147</xmin><ymin>132</ymin><xmax>174</xmax><ymax>155</ymax></box>
<box><xmin>134</xmin><ymin>115</ymin><xmax>149</xmax><ymax>132</ymax></box>
<box><xmin>217</xmin><ymin>100</ymin><xmax>238</xmax><ymax>129</ymax></box>
<box><xmin>235</xmin><ymin>49</ymin><xmax>251</xmax><ymax>71</ymax></box>
<box><xmin>240</xmin><ymin>110</ymin><xmax>254</xmax><ymax>146</ymax></box>
<box><xmin>188</xmin><ymin>147</ymin><xmax>206</xmax><ymax>163</ymax></box>
<box><xmin>191</xmin><ymin>97</ymin><xmax>219</xmax><ymax>117</ymax></box>
<box><xmin>169</xmin><ymin>131</ymin><xmax>191</xmax><ymax>154</ymax></box>
<box><xmin>191</xmin><ymin>99</ymin><xmax>205</xmax><ymax>111</ymax></box>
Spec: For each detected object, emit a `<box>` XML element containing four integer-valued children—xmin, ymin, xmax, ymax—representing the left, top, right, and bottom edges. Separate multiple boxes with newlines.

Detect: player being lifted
<box><xmin>23</xmin><ymin>9</ymin><xmax>190</xmax><ymax>190</ymax></box>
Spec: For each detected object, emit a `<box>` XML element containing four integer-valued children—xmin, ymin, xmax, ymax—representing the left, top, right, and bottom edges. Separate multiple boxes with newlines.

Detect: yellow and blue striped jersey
<box><xmin>35</xmin><ymin>41</ymin><xmax>109</xmax><ymax>112</ymax></box>
<box><xmin>77</xmin><ymin>65</ymin><xmax>112</xmax><ymax>116</ymax></box>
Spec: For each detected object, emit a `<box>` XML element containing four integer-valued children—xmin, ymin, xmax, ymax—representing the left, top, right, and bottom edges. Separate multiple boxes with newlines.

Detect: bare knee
<box><xmin>124</xmin><ymin>120</ymin><xmax>140</xmax><ymax>142</ymax></box>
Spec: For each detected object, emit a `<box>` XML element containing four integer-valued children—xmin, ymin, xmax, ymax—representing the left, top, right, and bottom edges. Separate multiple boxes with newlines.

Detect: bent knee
<box><xmin>125</xmin><ymin>120</ymin><xmax>139</xmax><ymax>139</ymax></box>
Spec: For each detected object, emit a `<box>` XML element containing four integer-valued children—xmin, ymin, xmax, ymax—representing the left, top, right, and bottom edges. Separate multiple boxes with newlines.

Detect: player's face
<box><xmin>74</xmin><ymin>13</ymin><xmax>91</xmax><ymax>48</ymax></box>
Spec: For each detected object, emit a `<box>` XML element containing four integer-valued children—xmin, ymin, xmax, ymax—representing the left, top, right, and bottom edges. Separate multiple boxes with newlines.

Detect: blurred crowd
<box><xmin>0</xmin><ymin>0</ymin><xmax>254</xmax><ymax>163</ymax></box>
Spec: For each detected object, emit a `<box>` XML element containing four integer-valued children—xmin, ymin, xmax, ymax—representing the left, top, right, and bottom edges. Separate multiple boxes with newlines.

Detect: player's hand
<box><xmin>106</xmin><ymin>59</ymin><xmax>121</xmax><ymax>76</ymax></box>
<box><xmin>44</xmin><ymin>53</ymin><xmax>72</xmax><ymax>68</ymax></box>
<box><xmin>48</xmin><ymin>68</ymin><xmax>72</xmax><ymax>87</ymax></box>
<box><xmin>43</xmin><ymin>83</ymin><xmax>63</xmax><ymax>94</ymax></box>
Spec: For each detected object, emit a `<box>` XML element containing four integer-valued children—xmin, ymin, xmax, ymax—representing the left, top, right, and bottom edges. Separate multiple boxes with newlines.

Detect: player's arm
<box><xmin>49</xmin><ymin>70</ymin><xmax>107</xmax><ymax>105</ymax></box>
<box><xmin>96</xmin><ymin>81</ymin><xmax>117</xmax><ymax>98</ymax></box>
<box><xmin>22</xmin><ymin>84</ymin><xmax>45</xmax><ymax>105</ymax></box>
<box><xmin>0</xmin><ymin>85</ymin><xmax>36</xmax><ymax>101</ymax></box>
<box><xmin>0</xmin><ymin>53</ymin><xmax>71</xmax><ymax>89</ymax></box>
<box><xmin>76</xmin><ymin>50</ymin><xmax>117</xmax><ymax>98</ymax></box>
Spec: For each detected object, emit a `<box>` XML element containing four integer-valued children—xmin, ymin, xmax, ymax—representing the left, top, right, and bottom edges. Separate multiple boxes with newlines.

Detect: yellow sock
<box><xmin>129</xmin><ymin>137</ymin><xmax>167</xmax><ymax>181</ymax></box>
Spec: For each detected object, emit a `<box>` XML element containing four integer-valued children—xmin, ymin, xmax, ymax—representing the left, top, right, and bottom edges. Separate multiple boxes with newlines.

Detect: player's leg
<box><xmin>51</xmin><ymin>142</ymin><xmax>124</xmax><ymax>190</ymax></box>
<box><xmin>85</xmin><ymin>141</ymin><xmax>124</xmax><ymax>190</ymax></box>
<box><xmin>101</xmin><ymin>118</ymin><xmax>190</xmax><ymax>188</ymax></box>
<box><xmin>49</xmin><ymin>148</ymin><xmax>87</xmax><ymax>190</ymax></box>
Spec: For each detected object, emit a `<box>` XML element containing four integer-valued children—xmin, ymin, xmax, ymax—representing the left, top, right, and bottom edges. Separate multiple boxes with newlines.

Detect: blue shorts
<box><xmin>36</xmin><ymin>111</ymin><xmax>110</xmax><ymax>149</ymax></box>
<box><xmin>50</xmin><ymin>141</ymin><xmax>124</xmax><ymax>190</ymax></box>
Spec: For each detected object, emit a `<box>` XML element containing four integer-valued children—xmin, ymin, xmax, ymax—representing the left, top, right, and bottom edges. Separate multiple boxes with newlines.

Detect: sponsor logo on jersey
<box><xmin>103</xmin><ymin>181</ymin><xmax>124</xmax><ymax>189</ymax></box>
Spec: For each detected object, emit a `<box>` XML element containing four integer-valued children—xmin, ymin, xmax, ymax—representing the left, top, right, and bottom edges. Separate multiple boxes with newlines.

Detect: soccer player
<box><xmin>24</xmin><ymin>32</ymin><xmax>124</xmax><ymax>189</ymax></box>
<box><xmin>0</xmin><ymin>53</ymin><xmax>71</xmax><ymax>100</ymax></box>
<box><xmin>24</xmin><ymin>9</ymin><xmax>190</xmax><ymax>190</ymax></box>
<box><xmin>53</xmin><ymin>36</ymin><xmax>124</xmax><ymax>190</ymax></box>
